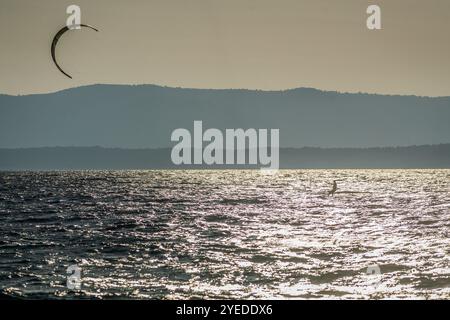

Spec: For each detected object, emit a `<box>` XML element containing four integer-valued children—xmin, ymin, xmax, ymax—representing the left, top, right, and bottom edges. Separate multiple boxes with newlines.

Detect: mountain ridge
<box><xmin>2</xmin><ymin>84</ymin><xmax>450</xmax><ymax>99</ymax></box>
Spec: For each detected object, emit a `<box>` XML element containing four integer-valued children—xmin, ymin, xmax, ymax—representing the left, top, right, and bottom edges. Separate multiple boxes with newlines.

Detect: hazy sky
<box><xmin>1</xmin><ymin>0</ymin><xmax>450</xmax><ymax>96</ymax></box>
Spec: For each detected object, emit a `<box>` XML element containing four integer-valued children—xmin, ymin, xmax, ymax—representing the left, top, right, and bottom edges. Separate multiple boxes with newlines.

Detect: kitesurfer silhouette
<box><xmin>328</xmin><ymin>180</ymin><xmax>337</xmax><ymax>196</ymax></box>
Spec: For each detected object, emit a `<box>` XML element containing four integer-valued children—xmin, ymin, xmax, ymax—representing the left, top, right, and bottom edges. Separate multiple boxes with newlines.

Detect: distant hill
<box><xmin>0</xmin><ymin>145</ymin><xmax>449</xmax><ymax>170</ymax></box>
<box><xmin>0</xmin><ymin>84</ymin><xmax>449</xmax><ymax>149</ymax></box>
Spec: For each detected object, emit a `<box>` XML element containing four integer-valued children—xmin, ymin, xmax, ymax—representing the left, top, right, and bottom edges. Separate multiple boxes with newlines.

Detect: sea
<box><xmin>0</xmin><ymin>170</ymin><xmax>449</xmax><ymax>299</ymax></box>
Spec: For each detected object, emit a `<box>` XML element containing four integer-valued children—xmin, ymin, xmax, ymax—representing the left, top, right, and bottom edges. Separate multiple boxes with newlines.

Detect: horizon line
<box><xmin>1</xmin><ymin>143</ymin><xmax>449</xmax><ymax>151</ymax></box>
<box><xmin>2</xmin><ymin>83</ymin><xmax>450</xmax><ymax>99</ymax></box>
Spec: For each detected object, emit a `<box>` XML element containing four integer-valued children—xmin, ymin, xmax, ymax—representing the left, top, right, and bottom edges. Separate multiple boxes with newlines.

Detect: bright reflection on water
<box><xmin>0</xmin><ymin>170</ymin><xmax>449</xmax><ymax>299</ymax></box>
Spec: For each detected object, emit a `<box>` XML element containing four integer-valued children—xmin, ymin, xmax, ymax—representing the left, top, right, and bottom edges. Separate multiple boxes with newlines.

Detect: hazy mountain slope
<box><xmin>0</xmin><ymin>145</ymin><xmax>449</xmax><ymax>170</ymax></box>
<box><xmin>0</xmin><ymin>85</ymin><xmax>449</xmax><ymax>148</ymax></box>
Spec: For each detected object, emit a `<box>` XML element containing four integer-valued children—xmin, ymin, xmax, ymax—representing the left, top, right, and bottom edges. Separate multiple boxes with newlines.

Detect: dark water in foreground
<box><xmin>0</xmin><ymin>170</ymin><xmax>449</xmax><ymax>299</ymax></box>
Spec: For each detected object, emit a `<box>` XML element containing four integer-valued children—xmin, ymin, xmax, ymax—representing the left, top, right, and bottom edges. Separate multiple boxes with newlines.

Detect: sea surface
<box><xmin>0</xmin><ymin>170</ymin><xmax>449</xmax><ymax>299</ymax></box>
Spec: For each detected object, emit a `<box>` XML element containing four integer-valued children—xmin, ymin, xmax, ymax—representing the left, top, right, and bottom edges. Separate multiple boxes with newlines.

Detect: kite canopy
<box><xmin>50</xmin><ymin>24</ymin><xmax>99</xmax><ymax>79</ymax></box>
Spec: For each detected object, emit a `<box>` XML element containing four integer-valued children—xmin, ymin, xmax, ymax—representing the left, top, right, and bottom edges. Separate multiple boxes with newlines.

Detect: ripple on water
<box><xmin>0</xmin><ymin>169</ymin><xmax>449</xmax><ymax>299</ymax></box>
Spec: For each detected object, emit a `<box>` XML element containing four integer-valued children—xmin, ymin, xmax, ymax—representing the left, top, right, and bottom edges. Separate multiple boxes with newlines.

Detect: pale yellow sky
<box><xmin>1</xmin><ymin>0</ymin><xmax>450</xmax><ymax>96</ymax></box>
